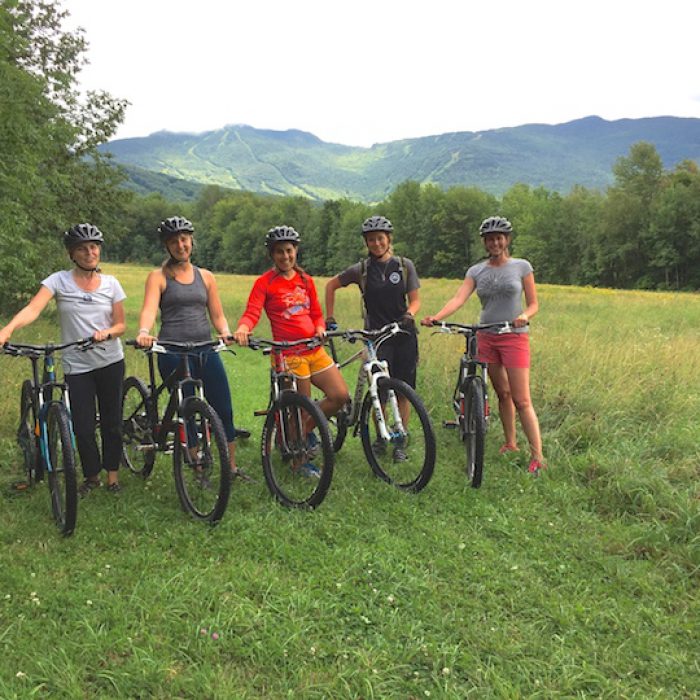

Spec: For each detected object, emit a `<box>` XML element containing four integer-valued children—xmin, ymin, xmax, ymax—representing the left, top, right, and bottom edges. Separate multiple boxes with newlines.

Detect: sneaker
<box><xmin>371</xmin><ymin>438</ymin><xmax>387</xmax><ymax>456</ymax></box>
<box><xmin>78</xmin><ymin>479</ymin><xmax>101</xmax><ymax>496</ymax></box>
<box><xmin>392</xmin><ymin>446</ymin><xmax>408</xmax><ymax>462</ymax></box>
<box><xmin>528</xmin><ymin>459</ymin><xmax>546</xmax><ymax>475</ymax></box>
<box><xmin>106</xmin><ymin>482</ymin><xmax>122</xmax><ymax>493</ymax></box>
<box><xmin>231</xmin><ymin>467</ymin><xmax>256</xmax><ymax>483</ymax></box>
<box><xmin>299</xmin><ymin>462</ymin><xmax>321</xmax><ymax>479</ymax></box>
<box><xmin>236</xmin><ymin>427</ymin><xmax>251</xmax><ymax>440</ymax></box>
<box><xmin>306</xmin><ymin>431</ymin><xmax>320</xmax><ymax>457</ymax></box>
<box><xmin>499</xmin><ymin>444</ymin><xmax>519</xmax><ymax>455</ymax></box>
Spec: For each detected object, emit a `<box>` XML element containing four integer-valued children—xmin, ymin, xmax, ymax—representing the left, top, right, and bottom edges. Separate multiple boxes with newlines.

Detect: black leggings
<box><xmin>66</xmin><ymin>359</ymin><xmax>125</xmax><ymax>479</ymax></box>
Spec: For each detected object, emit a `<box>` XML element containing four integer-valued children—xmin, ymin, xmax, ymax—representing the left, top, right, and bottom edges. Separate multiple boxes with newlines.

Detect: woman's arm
<box><xmin>514</xmin><ymin>273</ymin><xmax>538</xmax><ymax>327</ymax></box>
<box><xmin>406</xmin><ymin>288</ymin><xmax>421</xmax><ymax>318</ymax></box>
<box><xmin>421</xmin><ymin>277</ymin><xmax>475</xmax><ymax>325</ymax></box>
<box><xmin>0</xmin><ymin>286</ymin><xmax>54</xmax><ymax>345</ymax></box>
<box><xmin>93</xmin><ymin>300</ymin><xmax>126</xmax><ymax>342</ymax></box>
<box><xmin>324</xmin><ymin>276</ymin><xmax>342</xmax><ymax>321</ymax></box>
<box><xmin>202</xmin><ymin>270</ymin><xmax>231</xmax><ymax>337</ymax></box>
<box><xmin>136</xmin><ymin>270</ymin><xmax>164</xmax><ymax>347</ymax></box>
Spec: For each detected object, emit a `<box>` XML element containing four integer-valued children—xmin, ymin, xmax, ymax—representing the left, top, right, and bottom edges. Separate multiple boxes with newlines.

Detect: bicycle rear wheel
<box><xmin>18</xmin><ymin>380</ymin><xmax>40</xmax><ymax>484</ymax></box>
<box><xmin>360</xmin><ymin>377</ymin><xmax>436</xmax><ymax>493</ymax></box>
<box><xmin>173</xmin><ymin>397</ymin><xmax>231</xmax><ymax>524</ymax></box>
<box><xmin>262</xmin><ymin>392</ymin><xmax>333</xmax><ymax>509</ymax></box>
<box><xmin>328</xmin><ymin>403</ymin><xmax>349</xmax><ymax>453</ymax></box>
<box><xmin>464</xmin><ymin>377</ymin><xmax>486</xmax><ymax>488</ymax></box>
<box><xmin>46</xmin><ymin>403</ymin><xmax>78</xmax><ymax>536</ymax></box>
<box><xmin>121</xmin><ymin>376</ymin><xmax>156</xmax><ymax>477</ymax></box>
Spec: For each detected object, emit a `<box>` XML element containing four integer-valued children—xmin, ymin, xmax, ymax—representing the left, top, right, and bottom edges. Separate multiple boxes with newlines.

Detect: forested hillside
<box><xmin>3</xmin><ymin>0</ymin><xmax>700</xmax><ymax>318</ymax></box>
<box><xmin>101</xmin><ymin>117</ymin><xmax>700</xmax><ymax>201</ymax></box>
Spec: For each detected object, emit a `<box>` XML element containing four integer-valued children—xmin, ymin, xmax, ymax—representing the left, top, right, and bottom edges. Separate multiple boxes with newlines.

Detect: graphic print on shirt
<box><xmin>282</xmin><ymin>285</ymin><xmax>310</xmax><ymax>320</ymax></box>
<box><xmin>477</xmin><ymin>270</ymin><xmax>521</xmax><ymax>302</ymax></box>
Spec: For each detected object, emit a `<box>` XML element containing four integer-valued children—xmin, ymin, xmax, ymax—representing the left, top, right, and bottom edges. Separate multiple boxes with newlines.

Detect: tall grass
<box><xmin>0</xmin><ymin>265</ymin><xmax>697</xmax><ymax>698</ymax></box>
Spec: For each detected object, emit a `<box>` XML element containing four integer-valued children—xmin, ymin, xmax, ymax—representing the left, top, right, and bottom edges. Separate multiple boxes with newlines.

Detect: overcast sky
<box><xmin>62</xmin><ymin>0</ymin><xmax>700</xmax><ymax>148</ymax></box>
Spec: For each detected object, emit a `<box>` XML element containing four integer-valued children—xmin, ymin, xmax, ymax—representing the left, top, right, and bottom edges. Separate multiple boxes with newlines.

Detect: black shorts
<box><xmin>377</xmin><ymin>332</ymin><xmax>419</xmax><ymax>388</ymax></box>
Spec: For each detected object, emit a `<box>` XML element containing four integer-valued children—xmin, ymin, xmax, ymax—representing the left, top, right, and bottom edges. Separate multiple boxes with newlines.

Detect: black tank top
<box><xmin>158</xmin><ymin>266</ymin><xmax>211</xmax><ymax>342</ymax></box>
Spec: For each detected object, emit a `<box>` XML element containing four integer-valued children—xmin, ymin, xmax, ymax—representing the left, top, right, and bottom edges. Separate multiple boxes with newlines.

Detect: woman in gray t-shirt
<box><xmin>0</xmin><ymin>224</ymin><xmax>126</xmax><ymax>493</ymax></box>
<box><xmin>421</xmin><ymin>216</ymin><xmax>545</xmax><ymax>474</ymax></box>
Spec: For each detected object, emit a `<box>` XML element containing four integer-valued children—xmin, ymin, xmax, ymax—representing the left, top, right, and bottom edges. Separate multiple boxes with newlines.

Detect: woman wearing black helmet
<box><xmin>421</xmin><ymin>216</ymin><xmax>545</xmax><ymax>474</ymax></box>
<box><xmin>325</xmin><ymin>215</ymin><xmax>421</xmax><ymax>458</ymax></box>
<box><xmin>234</xmin><ymin>226</ymin><xmax>350</xmax><ymax>478</ymax></box>
<box><xmin>136</xmin><ymin>216</ymin><xmax>250</xmax><ymax>481</ymax></box>
<box><xmin>0</xmin><ymin>224</ymin><xmax>127</xmax><ymax>493</ymax></box>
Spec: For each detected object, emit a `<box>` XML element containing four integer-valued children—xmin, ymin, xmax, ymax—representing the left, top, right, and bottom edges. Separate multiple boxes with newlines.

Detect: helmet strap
<box><xmin>73</xmin><ymin>260</ymin><xmax>100</xmax><ymax>273</ymax></box>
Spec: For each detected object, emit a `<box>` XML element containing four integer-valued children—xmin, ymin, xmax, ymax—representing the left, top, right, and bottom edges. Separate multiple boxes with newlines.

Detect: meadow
<box><xmin>0</xmin><ymin>263</ymin><xmax>698</xmax><ymax>698</ymax></box>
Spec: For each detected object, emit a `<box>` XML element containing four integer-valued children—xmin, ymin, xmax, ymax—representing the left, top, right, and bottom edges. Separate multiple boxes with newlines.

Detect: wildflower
<box><xmin>16</xmin><ymin>671</ymin><xmax>27</xmax><ymax>679</ymax></box>
<box><xmin>86</xmin><ymin>600</ymin><xmax>93</xmax><ymax>606</ymax></box>
<box><xmin>458</xmin><ymin>543</ymin><xmax>466</xmax><ymax>550</ymax></box>
<box><xmin>442</xmin><ymin>667</ymin><xmax>450</xmax><ymax>676</ymax></box>
<box><xmin>211</xmin><ymin>632</ymin><xmax>220</xmax><ymax>641</ymax></box>
<box><xmin>386</xmin><ymin>595</ymin><xmax>395</xmax><ymax>604</ymax></box>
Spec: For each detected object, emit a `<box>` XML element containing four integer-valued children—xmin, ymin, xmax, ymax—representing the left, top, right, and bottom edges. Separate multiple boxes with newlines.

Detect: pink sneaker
<box><xmin>528</xmin><ymin>459</ymin><xmax>545</xmax><ymax>475</ymax></box>
<box><xmin>499</xmin><ymin>444</ymin><xmax>519</xmax><ymax>455</ymax></box>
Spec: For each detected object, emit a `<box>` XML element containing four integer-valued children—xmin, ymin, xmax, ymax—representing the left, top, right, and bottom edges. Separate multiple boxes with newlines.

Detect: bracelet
<box><xmin>138</xmin><ymin>328</ymin><xmax>150</xmax><ymax>335</ymax></box>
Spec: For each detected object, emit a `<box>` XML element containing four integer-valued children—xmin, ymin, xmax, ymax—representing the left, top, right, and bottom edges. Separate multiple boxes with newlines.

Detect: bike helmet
<box><xmin>158</xmin><ymin>216</ymin><xmax>194</xmax><ymax>242</ymax></box>
<box><xmin>265</xmin><ymin>225</ymin><xmax>300</xmax><ymax>250</ymax></box>
<box><xmin>362</xmin><ymin>215</ymin><xmax>393</xmax><ymax>236</ymax></box>
<box><xmin>63</xmin><ymin>223</ymin><xmax>104</xmax><ymax>249</ymax></box>
<box><xmin>479</xmin><ymin>216</ymin><xmax>513</xmax><ymax>237</ymax></box>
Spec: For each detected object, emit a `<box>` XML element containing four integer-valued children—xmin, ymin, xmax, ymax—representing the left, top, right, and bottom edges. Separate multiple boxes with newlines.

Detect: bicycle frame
<box><xmin>4</xmin><ymin>339</ymin><xmax>93</xmax><ymax>474</ymax></box>
<box><xmin>327</xmin><ymin>323</ymin><xmax>406</xmax><ymax>441</ymax></box>
<box><xmin>129</xmin><ymin>339</ymin><xmax>225</xmax><ymax>457</ymax></box>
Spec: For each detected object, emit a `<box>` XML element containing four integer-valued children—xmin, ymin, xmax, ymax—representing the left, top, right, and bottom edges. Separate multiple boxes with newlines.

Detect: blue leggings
<box><xmin>157</xmin><ymin>350</ymin><xmax>237</xmax><ymax>442</ymax></box>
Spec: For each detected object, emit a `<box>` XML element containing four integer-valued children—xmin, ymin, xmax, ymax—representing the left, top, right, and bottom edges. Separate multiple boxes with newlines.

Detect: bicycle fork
<box><xmin>367</xmin><ymin>361</ymin><xmax>406</xmax><ymax>442</ymax></box>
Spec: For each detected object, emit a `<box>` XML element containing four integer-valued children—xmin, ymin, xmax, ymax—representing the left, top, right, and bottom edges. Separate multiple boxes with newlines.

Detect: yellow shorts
<box><xmin>282</xmin><ymin>347</ymin><xmax>335</xmax><ymax>380</ymax></box>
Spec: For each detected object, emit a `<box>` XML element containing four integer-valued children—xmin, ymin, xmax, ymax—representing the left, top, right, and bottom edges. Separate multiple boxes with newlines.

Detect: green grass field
<box><xmin>0</xmin><ymin>264</ymin><xmax>698</xmax><ymax>698</ymax></box>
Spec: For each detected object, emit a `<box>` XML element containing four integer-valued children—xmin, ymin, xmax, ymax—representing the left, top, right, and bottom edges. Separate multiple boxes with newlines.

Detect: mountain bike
<box><xmin>325</xmin><ymin>323</ymin><xmax>436</xmax><ymax>493</ymax></box>
<box><xmin>246</xmin><ymin>336</ymin><xmax>334</xmax><ymax>509</ymax></box>
<box><xmin>430</xmin><ymin>320</ymin><xmax>514</xmax><ymax>488</ymax></box>
<box><xmin>121</xmin><ymin>339</ymin><xmax>232</xmax><ymax>524</ymax></box>
<box><xmin>3</xmin><ymin>338</ymin><xmax>98</xmax><ymax>535</ymax></box>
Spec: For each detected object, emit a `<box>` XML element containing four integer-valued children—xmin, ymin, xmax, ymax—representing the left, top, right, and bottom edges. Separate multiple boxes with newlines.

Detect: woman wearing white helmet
<box><xmin>0</xmin><ymin>223</ymin><xmax>127</xmax><ymax>493</ymax></box>
<box><xmin>422</xmin><ymin>216</ymin><xmax>545</xmax><ymax>474</ymax></box>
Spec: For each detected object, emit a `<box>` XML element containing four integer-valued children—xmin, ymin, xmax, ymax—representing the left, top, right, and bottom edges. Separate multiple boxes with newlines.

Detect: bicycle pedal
<box><xmin>443</xmin><ymin>420</ymin><xmax>459</xmax><ymax>429</ymax></box>
<box><xmin>253</xmin><ymin>409</ymin><xmax>268</xmax><ymax>417</ymax></box>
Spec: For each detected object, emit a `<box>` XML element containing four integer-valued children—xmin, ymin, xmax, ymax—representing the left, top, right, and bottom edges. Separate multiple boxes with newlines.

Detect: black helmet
<box><xmin>362</xmin><ymin>215</ymin><xmax>393</xmax><ymax>236</ymax></box>
<box><xmin>158</xmin><ymin>216</ymin><xmax>194</xmax><ymax>242</ymax></box>
<box><xmin>479</xmin><ymin>216</ymin><xmax>513</xmax><ymax>237</ymax></box>
<box><xmin>265</xmin><ymin>225</ymin><xmax>300</xmax><ymax>250</ymax></box>
<box><xmin>63</xmin><ymin>223</ymin><xmax>104</xmax><ymax>250</ymax></box>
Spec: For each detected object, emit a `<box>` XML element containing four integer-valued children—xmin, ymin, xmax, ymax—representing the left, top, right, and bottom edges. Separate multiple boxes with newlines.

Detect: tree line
<box><xmin>3</xmin><ymin>1</ymin><xmax>700</xmax><ymax>316</ymax></box>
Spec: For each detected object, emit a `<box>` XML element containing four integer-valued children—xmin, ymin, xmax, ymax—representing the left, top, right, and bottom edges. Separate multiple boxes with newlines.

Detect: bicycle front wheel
<box><xmin>464</xmin><ymin>377</ymin><xmax>486</xmax><ymax>488</ymax></box>
<box><xmin>121</xmin><ymin>376</ymin><xmax>156</xmax><ymax>477</ymax></box>
<box><xmin>18</xmin><ymin>380</ymin><xmax>39</xmax><ymax>484</ymax></box>
<box><xmin>360</xmin><ymin>377</ymin><xmax>436</xmax><ymax>493</ymax></box>
<box><xmin>46</xmin><ymin>403</ymin><xmax>78</xmax><ymax>536</ymax></box>
<box><xmin>262</xmin><ymin>392</ymin><xmax>333</xmax><ymax>509</ymax></box>
<box><xmin>173</xmin><ymin>398</ymin><xmax>231</xmax><ymax>524</ymax></box>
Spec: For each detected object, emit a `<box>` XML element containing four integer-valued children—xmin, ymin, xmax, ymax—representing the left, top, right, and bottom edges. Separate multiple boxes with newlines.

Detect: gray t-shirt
<box><xmin>42</xmin><ymin>270</ymin><xmax>126</xmax><ymax>374</ymax></box>
<box><xmin>466</xmin><ymin>258</ymin><xmax>533</xmax><ymax>334</ymax></box>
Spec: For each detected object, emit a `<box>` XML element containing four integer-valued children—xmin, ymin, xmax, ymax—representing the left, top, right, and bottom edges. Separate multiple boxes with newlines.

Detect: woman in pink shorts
<box><xmin>421</xmin><ymin>216</ymin><xmax>545</xmax><ymax>474</ymax></box>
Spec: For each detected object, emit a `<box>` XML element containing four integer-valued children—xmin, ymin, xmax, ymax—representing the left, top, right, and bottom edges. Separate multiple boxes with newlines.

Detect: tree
<box><xmin>0</xmin><ymin>0</ymin><xmax>128</xmax><ymax>312</ymax></box>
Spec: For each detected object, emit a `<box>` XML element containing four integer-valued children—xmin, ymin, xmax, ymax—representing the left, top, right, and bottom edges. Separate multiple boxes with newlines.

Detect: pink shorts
<box><xmin>477</xmin><ymin>331</ymin><xmax>530</xmax><ymax>369</ymax></box>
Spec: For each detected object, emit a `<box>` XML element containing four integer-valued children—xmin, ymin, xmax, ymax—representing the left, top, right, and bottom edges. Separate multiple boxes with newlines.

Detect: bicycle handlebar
<box><xmin>430</xmin><ymin>320</ymin><xmax>520</xmax><ymax>335</ymax></box>
<box><xmin>245</xmin><ymin>336</ymin><xmax>324</xmax><ymax>352</ymax></box>
<box><xmin>325</xmin><ymin>322</ymin><xmax>404</xmax><ymax>344</ymax></box>
<box><xmin>126</xmin><ymin>338</ymin><xmax>228</xmax><ymax>354</ymax></box>
<box><xmin>2</xmin><ymin>337</ymin><xmax>99</xmax><ymax>357</ymax></box>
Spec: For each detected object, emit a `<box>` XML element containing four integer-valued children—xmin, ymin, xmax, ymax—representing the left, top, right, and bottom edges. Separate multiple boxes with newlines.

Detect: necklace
<box><xmin>374</xmin><ymin>257</ymin><xmax>391</xmax><ymax>282</ymax></box>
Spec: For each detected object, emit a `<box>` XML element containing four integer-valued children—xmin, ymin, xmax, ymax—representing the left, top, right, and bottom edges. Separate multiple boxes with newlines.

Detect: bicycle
<box><xmin>3</xmin><ymin>337</ymin><xmax>98</xmax><ymax>536</ymax></box>
<box><xmin>245</xmin><ymin>336</ymin><xmax>334</xmax><ymax>509</ymax></box>
<box><xmin>325</xmin><ymin>323</ymin><xmax>436</xmax><ymax>493</ymax></box>
<box><xmin>121</xmin><ymin>338</ymin><xmax>232</xmax><ymax>524</ymax></box>
<box><xmin>430</xmin><ymin>320</ymin><xmax>514</xmax><ymax>488</ymax></box>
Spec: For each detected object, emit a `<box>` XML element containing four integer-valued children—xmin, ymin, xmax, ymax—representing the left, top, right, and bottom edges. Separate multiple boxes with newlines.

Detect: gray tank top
<box><xmin>158</xmin><ymin>266</ymin><xmax>212</xmax><ymax>342</ymax></box>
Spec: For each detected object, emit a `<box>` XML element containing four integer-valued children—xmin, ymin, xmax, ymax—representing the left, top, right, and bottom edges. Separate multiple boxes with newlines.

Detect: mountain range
<box><xmin>102</xmin><ymin>116</ymin><xmax>700</xmax><ymax>202</ymax></box>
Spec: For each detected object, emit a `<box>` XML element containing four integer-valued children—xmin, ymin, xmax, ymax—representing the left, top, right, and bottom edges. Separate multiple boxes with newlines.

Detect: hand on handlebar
<box><xmin>136</xmin><ymin>331</ymin><xmax>156</xmax><ymax>348</ymax></box>
<box><xmin>420</xmin><ymin>315</ymin><xmax>437</xmax><ymax>327</ymax></box>
<box><xmin>513</xmin><ymin>314</ymin><xmax>529</xmax><ymax>329</ymax></box>
<box><xmin>399</xmin><ymin>312</ymin><xmax>416</xmax><ymax>332</ymax></box>
<box><xmin>233</xmin><ymin>325</ymin><xmax>251</xmax><ymax>347</ymax></box>
<box><xmin>325</xmin><ymin>317</ymin><xmax>338</xmax><ymax>332</ymax></box>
